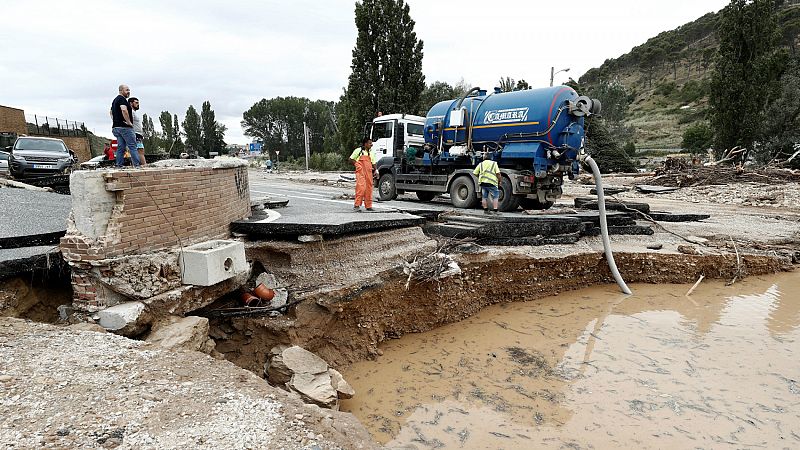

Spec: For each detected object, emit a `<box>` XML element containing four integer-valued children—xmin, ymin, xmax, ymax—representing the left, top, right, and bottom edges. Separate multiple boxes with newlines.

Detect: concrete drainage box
<box><xmin>180</xmin><ymin>240</ymin><xmax>246</xmax><ymax>286</ymax></box>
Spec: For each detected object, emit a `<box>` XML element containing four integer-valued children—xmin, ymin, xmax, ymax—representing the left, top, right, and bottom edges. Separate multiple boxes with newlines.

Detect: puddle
<box><xmin>340</xmin><ymin>272</ymin><xmax>800</xmax><ymax>448</ymax></box>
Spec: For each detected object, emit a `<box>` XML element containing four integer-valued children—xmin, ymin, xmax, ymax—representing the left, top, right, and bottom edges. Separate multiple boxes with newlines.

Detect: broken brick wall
<box><xmin>60</xmin><ymin>160</ymin><xmax>251</xmax><ymax>311</ymax></box>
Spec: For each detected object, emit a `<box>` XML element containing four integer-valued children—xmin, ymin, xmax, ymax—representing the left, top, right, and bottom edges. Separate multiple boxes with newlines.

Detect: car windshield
<box><xmin>14</xmin><ymin>139</ymin><xmax>67</xmax><ymax>152</ymax></box>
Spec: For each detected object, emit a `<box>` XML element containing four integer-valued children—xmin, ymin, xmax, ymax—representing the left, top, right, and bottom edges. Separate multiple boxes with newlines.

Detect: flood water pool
<box><xmin>340</xmin><ymin>272</ymin><xmax>800</xmax><ymax>449</ymax></box>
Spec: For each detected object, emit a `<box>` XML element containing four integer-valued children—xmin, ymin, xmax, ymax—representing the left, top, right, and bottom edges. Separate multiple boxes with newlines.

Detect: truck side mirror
<box><xmin>363</xmin><ymin>122</ymin><xmax>371</xmax><ymax>140</ymax></box>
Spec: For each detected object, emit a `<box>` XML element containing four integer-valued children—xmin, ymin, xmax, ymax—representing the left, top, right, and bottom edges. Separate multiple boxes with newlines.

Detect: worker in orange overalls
<box><xmin>349</xmin><ymin>137</ymin><xmax>378</xmax><ymax>211</ymax></box>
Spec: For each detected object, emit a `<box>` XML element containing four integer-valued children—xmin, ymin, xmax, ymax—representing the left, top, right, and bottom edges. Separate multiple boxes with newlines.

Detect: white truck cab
<box><xmin>368</xmin><ymin>114</ymin><xmax>426</xmax><ymax>158</ymax></box>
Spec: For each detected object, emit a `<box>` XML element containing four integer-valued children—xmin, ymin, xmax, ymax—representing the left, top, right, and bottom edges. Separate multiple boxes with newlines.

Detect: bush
<box><xmin>654</xmin><ymin>81</ymin><xmax>677</xmax><ymax>97</ymax></box>
<box><xmin>681</xmin><ymin>122</ymin><xmax>713</xmax><ymax>153</ymax></box>
<box><xmin>623</xmin><ymin>141</ymin><xmax>637</xmax><ymax>156</ymax></box>
<box><xmin>309</xmin><ymin>152</ymin><xmax>348</xmax><ymax>171</ymax></box>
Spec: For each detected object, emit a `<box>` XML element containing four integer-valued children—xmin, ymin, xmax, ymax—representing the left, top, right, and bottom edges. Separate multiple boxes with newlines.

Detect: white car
<box><xmin>80</xmin><ymin>154</ymin><xmax>107</xmax><ymax>170</ymax></box>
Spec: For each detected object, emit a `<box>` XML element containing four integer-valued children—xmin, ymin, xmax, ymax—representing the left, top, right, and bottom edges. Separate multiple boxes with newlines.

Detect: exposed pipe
<box><xmin>579</xmin><ymin>153</ymin><xmax>632</xmax><ymax>295</ymax></box>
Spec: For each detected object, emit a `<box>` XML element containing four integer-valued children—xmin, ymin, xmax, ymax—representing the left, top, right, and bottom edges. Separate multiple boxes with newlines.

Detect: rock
<box><xmin>265</xmin><ymin>345</ymin><xmax>344</xmax><ymax>409</ymax></box>
<box><xmin>269</xmin><ymin>289</ymin><xmax>289</xmax><ymax>317</ymax></box>
<box><xmin>288</xmin><ymin>371</ymin><xmax>338</xmax><ymax>409</ymax></box>
<box><xmin>145</xmin><ymin>316</ymin><xmax>211</xmax><ymax>353</ymax></box>
<box><xmin>68</xmin><ymin>323</ymin><xmax>107</xmax><ymax>333</ymax></box>
<box><xmin>328</xmin><ymin>368</ymin><xmax>355</xmax><ymax>399</ymax></box>
<box><xmin>646</xmin><ymin>243</ymin><xmax>663</xmax><ymax>250</ymax></box>
<box><xmin>255</xmin><ymin>272</ymin><xmax>278</xmax><ymax>290</ymax></box>
<box><xmin>57</xmin><ymin>304</ymin><xmax>74</xmax><ymax>322</ymax></box>
<box><xmin>678</xmin><ymin>245</ymin><xmax>701</xmax><ymax>255</ymax></box>
<box><xmin>97</xmin><ymin>302</ymin><xmax>150</xmax><ymax>336</ymax></box>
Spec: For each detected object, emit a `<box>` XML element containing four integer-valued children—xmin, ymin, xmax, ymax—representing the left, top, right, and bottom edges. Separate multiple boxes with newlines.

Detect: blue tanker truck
<box><xmin>370</xmin><ymin>85</ymin><xmax>601</xmax><ymax>211</ymax></box>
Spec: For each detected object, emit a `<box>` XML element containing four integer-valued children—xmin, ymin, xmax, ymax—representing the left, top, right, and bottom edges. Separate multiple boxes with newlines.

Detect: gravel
<box><xmin>0</xmin><ymin>318</ymin><xmax>375</xmax><ymax>450</ymax></box>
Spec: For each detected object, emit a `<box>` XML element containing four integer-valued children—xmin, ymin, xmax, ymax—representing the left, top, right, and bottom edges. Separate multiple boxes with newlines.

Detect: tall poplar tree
<box><xmin>338</xmin><ymin>0</ymin><xmax>425</xmax><ymax>151</ymax></box>
<box><xmin>709</xmin><ymin>0</ymin><xmax>786</xmax><ymax>157</ymax></box>
<box><xmin>201</xmin><ymin>101</ymin><xmax>217</xmax><ymax>156</ymax></box>
<box><xmin>182</xmin><ymin>105</ymin><xmax>203</xmax><ymax>157</ymax></box>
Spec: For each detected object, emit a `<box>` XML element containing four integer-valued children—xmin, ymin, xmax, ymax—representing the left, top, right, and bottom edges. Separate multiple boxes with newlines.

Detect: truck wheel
<box><xmin>415</xmin><ymin>191</ymin><xmax>436</xmax><ymax>202</ymax></box>
<box><xmin>498</xmin><ymin>177</ymin><xmax>521</xmax><ymax>212</ymax></box>
<box><xmin>449</xmin><ymin>176</ymin><xmax>477</xmax><ymax>209</ymax></box>
<box><xmin>520</xmin><ymin>197</ymin><xmax>554</xmax><ymax>210</ymax></box>
<box><xmin>378</xmin><ymin>173</ymin><xmax>397</xmax><ymax>201</ymax></box>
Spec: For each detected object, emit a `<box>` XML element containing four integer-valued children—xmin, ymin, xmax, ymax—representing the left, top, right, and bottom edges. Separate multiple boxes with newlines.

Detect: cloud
<box><xmin>0</xmin><ymin>0</ymin><xmax>727</xmax><ymax>144</ymax></box>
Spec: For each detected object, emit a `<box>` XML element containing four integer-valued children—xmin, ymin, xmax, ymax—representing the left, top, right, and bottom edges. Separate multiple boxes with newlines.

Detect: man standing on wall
<box><xmin>350</xmin><ymin>137</ymin><xmax>377</xmax><ymax>211</ymax></box>
<box><xmin>110</xmin><ymin>84</ymin><xmax>141</xmax><ymax>167</ymax></box>
<box><xmin>473</xmin><ymin>158</ymin><xmax>501</xmax><ymax>214</ymax></box>
<box><xmin>129</xmin><ymin>97</ymin><xmax>146</xmax><ymax>166</ymax></box>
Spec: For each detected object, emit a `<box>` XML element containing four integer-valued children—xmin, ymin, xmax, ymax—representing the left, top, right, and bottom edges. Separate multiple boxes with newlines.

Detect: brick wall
<box><xmin>60</xmin><ymin>161</ymin><xmax>251</xmax><ymax>311</ymax></box>
<box><xmin>59</xmin><ymin>136</ymin><xmax>91</xmax><ymax>162</ymax></box>
<box><xmin>0</xmin><ymin>105</ymin><xmax>27</xmax><ymax>136</ymax></box>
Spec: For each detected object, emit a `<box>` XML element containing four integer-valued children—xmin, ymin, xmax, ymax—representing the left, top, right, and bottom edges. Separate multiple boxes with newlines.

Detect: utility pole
<box><xmin>550</xmin><ymin>66</ymin><xmax>570</xmax><ymax>87</ymax></box>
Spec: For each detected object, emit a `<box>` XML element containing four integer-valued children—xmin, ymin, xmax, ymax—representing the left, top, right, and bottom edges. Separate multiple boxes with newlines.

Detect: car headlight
<box><xmin>58</xmin><ymin>157</ymin><xmax>71</xmax><ymax>162</ymax></box>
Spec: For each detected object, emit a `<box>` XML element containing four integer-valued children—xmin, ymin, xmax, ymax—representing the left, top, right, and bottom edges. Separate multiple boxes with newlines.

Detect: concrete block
<box><xmin>180</xmin><ymin>240</ymin><xmax>247</xmax><ymax>287</ymax></box>
<box><xmin>69</xmin><ymin>171</ymin><xmax>116</xmax><ymax>239</ymax></box>
<box><xmin>97</xmin><ymin>301</ymin><xmax>149</xmax><ymax>336</ymax></box>
<box><xmin>146</xmin><ymin>316</ymin><xmax>211</xmax><ymax>352</ymax></box>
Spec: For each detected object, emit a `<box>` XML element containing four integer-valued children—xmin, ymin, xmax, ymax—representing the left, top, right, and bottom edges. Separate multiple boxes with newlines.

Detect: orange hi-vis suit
<box><xmin>350</xmin><ymin>146</ymin><xmax>376</xmax><ymax>209</ymax></box>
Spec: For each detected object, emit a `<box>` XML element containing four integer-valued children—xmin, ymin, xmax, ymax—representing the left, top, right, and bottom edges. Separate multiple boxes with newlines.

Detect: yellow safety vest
<box><xmin>473</xmin><ymin>160</ymin><xmax>499</xmax><ymax>186</ymax></box>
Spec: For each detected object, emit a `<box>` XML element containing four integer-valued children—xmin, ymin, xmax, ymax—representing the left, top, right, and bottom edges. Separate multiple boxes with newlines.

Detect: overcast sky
<box><xmin>0</xmin><ymin>0</ymin><xmax>729</xmax><ymax>144</ymax></box>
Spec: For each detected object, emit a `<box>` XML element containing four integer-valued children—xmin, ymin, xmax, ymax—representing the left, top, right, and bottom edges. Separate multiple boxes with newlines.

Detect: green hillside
<box><xmin>579</xmin><ymin>0</ymin><xmax>800</xmax><ymax>149</ymax></box>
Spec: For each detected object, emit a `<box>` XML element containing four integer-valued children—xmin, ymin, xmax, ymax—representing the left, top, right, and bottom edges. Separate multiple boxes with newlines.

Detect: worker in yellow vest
<box><xmin>473</xmin><ymin>159</ymin><xmax>502</xmax><ymax>215</ymax></box>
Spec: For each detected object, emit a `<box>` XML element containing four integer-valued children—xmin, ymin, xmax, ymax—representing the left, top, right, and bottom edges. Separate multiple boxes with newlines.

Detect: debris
<box><xmin>146</xmin><ymin>316</ymin><xmax>216</xmax><ymax>354</ymax></box>
<box><xmin>590</xmin><ymin>186</ymin><xmax>628</xmax><ymax>195</ymax></box>
<box><xmin>677</xmin><ymin>245</ymin><xmax>700</xmax><ymax>256</ymax></box>
<box><xmin>646</xmin><ymin>243</ymin><xmax>663</xmax><ymax>250</ymax></box>
<box><xmin>634</xmin><ymin>185</ymin><xmax>680</xmax><ymax>194</ymax></box>
<box><xmin>403</xmin><ymin>252</ymin><xmax>461</xmax><ymax>289</ymax></box>
<box><xmin>328</xmin><ymin>368</ymin><xmax>355</xmax><ymax>399</ymax></box>
<box><xmin>685</xmin><ymin>275</ymin><xmax>705</xmax><ymax>296</ymax></box>
<box><xmin>0</xmin><ymin>177</ymin><xmax>54</xmax><ymax>192</ymax></box>
<box><xmin>298</xmin><ymin>235</ymin><xmax>323</xmax><ymax>243</ymax></box>
<box><xmin>96</xmin><ymin>301</ymin><xmax>150</xmax><ymax>336</ymax></box>
<box><xmin>264</xmin><ymin>345</ymin><xmax>350</xmax><ymax>409</ymax></box>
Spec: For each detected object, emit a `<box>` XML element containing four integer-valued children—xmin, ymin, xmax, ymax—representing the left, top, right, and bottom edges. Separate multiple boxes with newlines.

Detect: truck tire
<box><xmin>415</xmin><ymin>191</ymin><xmax>436</xmax><ymax>202</ymax></box>
<box><xmin>377</xmin><ymin>173</ymin><xmax>397</xmax><ymax>201</ymax></box>
<box><xmin>498</xmin><ymin>177</ymin><xmax>521</xmax><ymax>212</ymax></box>
<box><xmin>520</xmin><ymin>197</ymin><xmax>554</xmax><ymax>210</ymax></box>
<box><xmin>449</xmin><ymin>176</ymin><xmax>477</xmax><ymax>209</ymax></box>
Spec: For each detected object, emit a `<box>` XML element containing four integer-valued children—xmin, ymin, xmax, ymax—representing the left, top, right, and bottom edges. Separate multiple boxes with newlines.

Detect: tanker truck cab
<box><xmin>368</xmin><ymin>114</ymin><xmax>426</xmax><ymax>159</ymax></box>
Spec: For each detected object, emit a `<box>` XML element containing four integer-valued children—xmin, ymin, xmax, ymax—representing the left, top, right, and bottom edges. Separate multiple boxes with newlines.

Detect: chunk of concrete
<box><xmin>69</xmin><ymin>170</ymin><xmax>116</xmax><ymax>239</ymax></box>
<box><xmin>255</xmin><ymin>272</ymin><xmax>278</xmax><ymax>290</ymax></box>
<box><xmin>180</xmin><ymin>240</ymin><xmax>247</xmax><ymax>287</ymax></box>
<box><xmin>289</xmin><ymin>371</ymin><xmax>338</xmax><ymax>409</ymax></box>
<box><xmin>265</xmin><ymin>345</ymin><xmax>342</xmax><ymax>408</ymax></box>
<box><xmin>97</xmin><ymin>301</ymin><xmax>149</xmax><ymax>336</ymax></box>
<box><xmin>146</xmin><ymin>316</ymin><xmax>211</xmax><ymax>353</ymax></box>
<box><xmin>328</xmin><ymin>368</ymin><xmax>355</xmax><ymax>399</ymax></box>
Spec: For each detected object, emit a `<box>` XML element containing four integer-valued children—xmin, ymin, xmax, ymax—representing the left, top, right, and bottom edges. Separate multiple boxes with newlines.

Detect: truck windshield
<box><xmin>371</xmin><ymin>121</ymin><xmax>393</xmax><ymax>140</ymax></box>
<box><xmin>14</xmin><ymin>139</ymin><xmax>67</xmax><ymax>152</ymax></box>
<box><xmin>407</xmin><ymin>123</ymin><xmax>424</xmax><ymax>136</ymax></box>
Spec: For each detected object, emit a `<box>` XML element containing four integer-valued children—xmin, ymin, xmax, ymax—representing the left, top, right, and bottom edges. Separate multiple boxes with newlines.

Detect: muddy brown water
<box><xmin>340</xmin><ymin>272</ymin><xmax>800</xmax><ymax>449</ymax></box>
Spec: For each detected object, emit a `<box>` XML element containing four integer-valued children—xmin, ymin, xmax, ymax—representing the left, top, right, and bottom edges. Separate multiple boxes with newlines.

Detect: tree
<box><xmin>338</xmin><ymin>0</ymin><xmax>425</xmax><ymax>152</ymax></box>
<box><xmin>681</xmin><ymin>122</ymin><xmax>713</xmax><ymax>153</ymax></box>
<box><xmin>141</xmin><ymin>114</ymin><xmax>160</xmax><ymax>154</ymax></box>
<box><xmin>242</xmin><ymin>97</ymin><xmax>338</xmax><ymax>160</ymax></box>
<box><xmin>709</xmin><ymin>0</ymin><xmax>787</xmax><ymax>158</ymax></box>
<box><xmin>515</xmin><ymin>79</ymin><xmax>531</xmax><ymax>90</ymax></box>
<box><xmin>757</xmin><ymin>56</ymin><xmax>800</xmax><ymax>166</ymax></box>
<box><xmin>201</xmin><ymin>101</ymin><xmax>217</xmax><ymax>156</ymax></box>
<box><xmin>498</xmin><ymin>76</ymin><xmax>515</xmax><ymax>92</ymax></box>
<box><xmin>418</xmin><ymin>81</ymin><xmax>458</xmax><ymax>115</ymax></box>
<box><xmin>172</xmin><ymin>113</ymin><xmax>184</xmax><ymax>156</ymax></box>
<box><xmin>182</xmin><ymin>105</ymin><xmax>203</xmax><ymax>157</ymax></box>
<box><xmin>584</xmin><ymin>117</ymin><xmax>637</xmax><ymax>173</ymax></box>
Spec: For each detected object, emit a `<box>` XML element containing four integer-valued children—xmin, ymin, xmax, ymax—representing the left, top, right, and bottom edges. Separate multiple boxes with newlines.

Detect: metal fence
<box><xmin>25</xmin><ymin>113</ymin><xmax>87</xmax><ymax>137</ymax></box>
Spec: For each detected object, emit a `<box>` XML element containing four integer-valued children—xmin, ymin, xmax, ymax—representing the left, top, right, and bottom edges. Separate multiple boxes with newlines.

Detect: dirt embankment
<box><xmin>211</xmin><ymin>249</ymin><xmax>790</xmax><ymax>374</ymax></box>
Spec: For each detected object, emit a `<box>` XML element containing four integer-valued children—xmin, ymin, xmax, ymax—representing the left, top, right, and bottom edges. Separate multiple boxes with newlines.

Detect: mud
<box><xmin>209</xmin><ymin>249</ymin><xmax>789</xmax><ymax>375</ymax></box>
<box><xmin>340</xmin><ymin>272</ymin><xmax>800</xmax><ymax>448</ymax></box>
